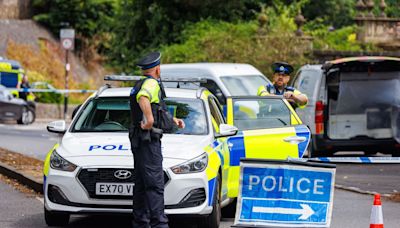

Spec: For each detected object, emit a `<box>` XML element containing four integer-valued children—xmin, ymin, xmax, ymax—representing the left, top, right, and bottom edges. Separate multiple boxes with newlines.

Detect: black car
<box><xmin>0</xmin><ymin>85</ymin><xmax>35</xmax><ymax>124</ymax></box>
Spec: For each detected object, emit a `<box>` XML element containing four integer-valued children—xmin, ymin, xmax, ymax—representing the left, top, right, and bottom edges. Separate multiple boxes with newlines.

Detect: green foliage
<box><xmin>108</xmin><ymin>0</ymin><xmax>261</xmax><ymax>72</ymax></box>
<box><xmin>161</xmin><ymin>5</ymin><xmax>312</xmax><ymax>78</ymax></box>
<box><xmin>32</xmin><ymin>0</ymin><xmax>117</xmax><ymax>51</ymax></box>
<box><xmin>34</xmin><ymin>91</ymin><xmax>63</xmax><ymax>104</ymax></box>
<box><xmin>301</xmin><ymin>0</ymin><xmax>355</xmax><ymax>28</ymax></box>
<box><xmin>304</xmin><ymin>24</ymin><xmax>377</xmax><ymax>52</ymax></box>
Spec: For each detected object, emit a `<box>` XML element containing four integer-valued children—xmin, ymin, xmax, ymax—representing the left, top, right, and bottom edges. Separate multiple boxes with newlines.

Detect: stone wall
<box><xmin>356</xmin><ymin>18</ymin><xmax>400</xmax><ymax>45</ymax></box>
<box><xmin>0</xmin><ymin>0</ymin><xmax>32</xmax><ymax>19</ymax></box>
<box><xmin>35</xmin><ymin>103</ymin><xmax>79</xmax><ymax>120</ymax></box>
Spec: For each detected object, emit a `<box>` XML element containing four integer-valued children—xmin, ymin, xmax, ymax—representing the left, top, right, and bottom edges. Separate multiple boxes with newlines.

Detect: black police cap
<box><xmin>272</xmin><ymin>62</ymin><xmax>294</xmax><ymax>75</ymax></box>
<box><xmin>137</xmin><ymin>51</ymin><xmax>161</xmax><ymax>70</ymax></box>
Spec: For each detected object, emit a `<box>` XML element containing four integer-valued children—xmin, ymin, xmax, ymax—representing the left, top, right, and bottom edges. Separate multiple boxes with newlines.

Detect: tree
<box><xmin>32</xmin><ymin>0</ymin><xmax>117</xmax><ymax>53</ymax></box>
<box><xmin>108</xmin><ymin>0</ymin><xmax>261</xmax><ymax>72</ymax></box>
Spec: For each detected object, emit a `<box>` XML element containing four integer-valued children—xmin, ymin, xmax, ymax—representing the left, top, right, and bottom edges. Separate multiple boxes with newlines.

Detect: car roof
<box><xmin>98</xmin><ymin>87</ymin><xmax>199</xmax><ymax>99</ymax></box>
<box><xmin>161</xmin><ymin>63</ymin><xmax>264</xmax><ymax>78</ymax></box>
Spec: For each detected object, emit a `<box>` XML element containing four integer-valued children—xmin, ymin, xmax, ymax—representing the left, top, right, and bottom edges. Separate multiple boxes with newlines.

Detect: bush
<box><xmin>161</xmin><ymin>5</ymin><xmax>312</xmax><ymax>78</ymax></box>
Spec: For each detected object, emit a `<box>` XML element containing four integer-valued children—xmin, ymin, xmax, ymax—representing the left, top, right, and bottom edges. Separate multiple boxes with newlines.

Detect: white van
<box><xmin>161</xmin><ymin>63</ymin><xmax>272</xmax><ymax>106</ymax></box>
<box><xmin>292</xmin><ymin>57</ymin><xmax>400</xmax><ymax>157</ymax></box>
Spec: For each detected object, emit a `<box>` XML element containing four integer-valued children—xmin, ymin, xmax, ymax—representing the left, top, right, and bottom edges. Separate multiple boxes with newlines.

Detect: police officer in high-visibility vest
<box><xmin>129</xmin><ymin>51</ymin><xmax>185</xmax><ymax>228</ymax></box>
<box><xmin>257</xmin><ymin>62</ymin><xmax>308</xmax><ymax>109</ymax></box>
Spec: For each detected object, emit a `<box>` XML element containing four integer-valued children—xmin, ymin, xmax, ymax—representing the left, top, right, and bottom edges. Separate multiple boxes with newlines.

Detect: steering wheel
<box><xmin>95</xmin><ymin>120</ymin><xmax>127</xmax><ymax>130</ymax></box>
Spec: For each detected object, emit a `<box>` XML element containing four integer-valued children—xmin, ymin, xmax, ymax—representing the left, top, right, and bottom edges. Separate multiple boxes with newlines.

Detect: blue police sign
<box><xmin>234</xmin><ymin>159</ymin><xmax>336</xmax><ymax>227</ymax></box>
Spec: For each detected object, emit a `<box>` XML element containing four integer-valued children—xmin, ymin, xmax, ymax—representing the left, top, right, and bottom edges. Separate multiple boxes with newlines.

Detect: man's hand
<box><xmin>141</xmin><ymin>119</ymin><xmax>153</xmax><ymax>130</ymax></box>
<box><xmin>283</xmin><ymin>91</ymin><xmax>307</xmax><ymax>106</ymax></box>
<box><xmin>174</xmin><ymin>118</ymin><xmax>185</xmax><ymax>129</ymax></box>
<box><xmin>283</xmin><ymin>91</ymin><xmax>296</xmax><ymax>103</ymax></box>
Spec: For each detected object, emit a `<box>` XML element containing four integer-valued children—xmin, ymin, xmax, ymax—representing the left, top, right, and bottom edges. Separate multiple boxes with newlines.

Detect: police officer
<box><xmin>257</xmin><ymin>62</ymin><xmax>308</xmax><ymax>108</ymax></box>
<box><xmin>129</xmin><ymin>51</ymin><xmax>185</xmax><ymax>228</ymax></box>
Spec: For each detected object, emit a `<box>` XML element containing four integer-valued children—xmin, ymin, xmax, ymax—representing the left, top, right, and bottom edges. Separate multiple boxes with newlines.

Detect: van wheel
<box><xmin>44</xmin><ymin>207</ymin><xmax>70</xmax><ymax>226</ymax></box>
<box><xmin>17</xmin><ymin>107</ymin><xmax>35</xmax><ymax>125</ymax></box>
<box><xmin>392</xmin><ymin>149</ymin><xmax>400</xmax><ymax>157</ymax></box>
<box><xmin>198</xmin><ymin>175</ymin><xmax>221</xmax><ymax>228</ymax></box>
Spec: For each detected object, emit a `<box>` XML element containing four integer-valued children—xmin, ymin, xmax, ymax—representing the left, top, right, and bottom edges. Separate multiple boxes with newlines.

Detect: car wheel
<box><xmin>198</xmin><ymin>174</ymin><xmax>221</xmax><ymax>228</ymax></box>
<box><xmin>44</xmin><ymin>207</ymin><xmax>70</xmax><ymax>226</ymax></box>
<box><xmin>17</xmin><ymin>107</ymin><xmax>35</xmax><ymax>125</ymax></box>
<box><xmin>221</xmin><ymin>198</ymin><xmax>237</xmax><ymax>218</ymax></box>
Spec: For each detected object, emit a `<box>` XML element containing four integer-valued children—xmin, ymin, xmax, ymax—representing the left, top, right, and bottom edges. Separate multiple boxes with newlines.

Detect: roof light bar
<box><xmin>104</xmin><ymin>75</ymin><xmax>143</xmax><ymax>81</ymax></box>
<box><xmin>104</xmin><ymin>75</ymin><xmax>207</xmax><ymax>83</ymax></box>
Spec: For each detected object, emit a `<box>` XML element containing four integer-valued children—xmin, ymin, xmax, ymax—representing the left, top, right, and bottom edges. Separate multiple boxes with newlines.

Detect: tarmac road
<box><xmin>0</xmin><ymin>121</ymin><xmax>60</xmax><ymax>160</ymax></box>
<box><xmin>1</xmin><ymin>178</ymin><xmax>400</xmax><ymax>228</ymax></box>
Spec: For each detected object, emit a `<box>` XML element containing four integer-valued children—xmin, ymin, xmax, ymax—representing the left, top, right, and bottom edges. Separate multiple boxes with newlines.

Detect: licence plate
<box><xmin>95</xmin><ymin>183</ymin><xmax>135</xmax><ymax>196</ymax></box>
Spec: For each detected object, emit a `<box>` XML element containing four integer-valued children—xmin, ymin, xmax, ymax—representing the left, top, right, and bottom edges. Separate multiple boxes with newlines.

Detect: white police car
<box><xmin>43</xmin><ymin>85</ymin><xmax>238</xmax><ymax>228</ymax></box>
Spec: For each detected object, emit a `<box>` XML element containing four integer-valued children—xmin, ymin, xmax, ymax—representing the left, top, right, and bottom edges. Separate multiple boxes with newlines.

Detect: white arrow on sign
<box><xmin>252</xmin><ymin>204</ymin><xmax>315</xmax><ymax>220</ymax></box>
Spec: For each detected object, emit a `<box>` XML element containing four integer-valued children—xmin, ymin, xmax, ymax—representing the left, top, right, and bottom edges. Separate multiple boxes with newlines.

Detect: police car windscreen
<box><xmin>221</xmin><ymin>75</ymin><xmax>270</xmax><ymax>96</ymax></box>
<box><xmin>72</xmin><ymin>97</ymin><xmax>208</xmax><ymax>135</ymax></box>
<box><xmin>233</xmin><ymin>98</ymin><xmax>291</xmax><ymax>131</ymax></box>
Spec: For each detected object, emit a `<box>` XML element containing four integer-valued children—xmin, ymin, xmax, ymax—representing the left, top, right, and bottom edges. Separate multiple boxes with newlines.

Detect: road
<box><xmin>1</xmin><ymin>177</ymin><xmax>400</xmax><ymax>228</ymax></box>
<box><xmin>0</xmin><ymin>121</ymin><xmax>61</xmax><ymax>160</ymax></box>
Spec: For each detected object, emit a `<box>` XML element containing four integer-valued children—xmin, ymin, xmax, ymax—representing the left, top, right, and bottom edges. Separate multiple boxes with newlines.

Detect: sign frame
<box><xmin>60</xmin><ymin>28</ymin><xmax>75</xmax><ymax>50</ymax></box>
<box><xmin>234</xmin><ymin>158</ymin><xmax>336</xmax><ymax>228</ymax></box>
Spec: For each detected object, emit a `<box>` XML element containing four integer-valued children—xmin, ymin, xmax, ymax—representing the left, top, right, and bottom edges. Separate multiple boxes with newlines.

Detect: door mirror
<box><xmin>47</xmin><ymin>120</ymin><xmax>67</xmax><ymax>134</ymax></box>
<box><xmin>216</xmin><ymin>124</ymin><xmax>238</xmax><ymax>138</ymax></box>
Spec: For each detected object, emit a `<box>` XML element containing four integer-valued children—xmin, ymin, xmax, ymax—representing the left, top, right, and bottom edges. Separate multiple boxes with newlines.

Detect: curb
<box><xmin>334</xmin><ymin>184</ymin><xmax>392</xmax><ymax>198</ymax></box>
<box><xmin>0</xmin><ymin>161</ymin><xmax>43</xmax><ymax>194</ymax></box>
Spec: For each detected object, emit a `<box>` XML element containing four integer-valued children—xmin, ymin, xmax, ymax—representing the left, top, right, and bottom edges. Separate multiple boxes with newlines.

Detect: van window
<box><xmin>221</xmin><ymin>75</ymin><xmax>270</xmax><ymax>96</ymax></box>
<box><xmin>296</xmin><ymin>70</ymin><xmax>319</xmax><ymax>101</ymax></box>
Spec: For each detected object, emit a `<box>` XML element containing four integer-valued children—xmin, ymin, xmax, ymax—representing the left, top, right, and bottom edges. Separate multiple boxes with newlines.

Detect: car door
<box><xmin>225</xmin><ymin>96</ymin><xmax>311</xmax><ymax>197</ymax></box>
<box><xmin>0</xmin><ymin>89</ymin><xmax>22</xmax><ymax>120</ymax></box>
<box><xmin>206</xmin><ymin>94</ymin><xmax>232</xmax><ymax>202</ymax></box>
<box><xmin>226</xmin><ymin>96</ymin><xmax>309</xmax><ymax>159</ymax></box>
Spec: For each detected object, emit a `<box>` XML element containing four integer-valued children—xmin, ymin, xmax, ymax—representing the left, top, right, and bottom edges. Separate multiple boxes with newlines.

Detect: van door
<box><xmin>292</xmin><ymin>69</ymin><xmax>323</xmax><ymax>134</ymax></box>
<box><xmin>225</xmin><ymin>96</ymin><xmax>310</xmax><ymax>197</ymax></box>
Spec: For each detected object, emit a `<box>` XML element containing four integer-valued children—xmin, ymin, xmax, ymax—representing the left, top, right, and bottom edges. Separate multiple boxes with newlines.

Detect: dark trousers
<box><xmin>131</xmin><ymin>139</ymin><xmax>168</xmax><ymax>228</ymax></box>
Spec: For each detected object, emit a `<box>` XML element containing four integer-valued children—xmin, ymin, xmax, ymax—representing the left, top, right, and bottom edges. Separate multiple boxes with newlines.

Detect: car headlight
<box><xmin>50</xmin><ymin>150</ymin><xmax>77</xmax><ymax>172</ymax></box>
<box><xmin>171</xmin><ymin>153</ymin><xmax>208</xmax><ymax>174</ymax></box>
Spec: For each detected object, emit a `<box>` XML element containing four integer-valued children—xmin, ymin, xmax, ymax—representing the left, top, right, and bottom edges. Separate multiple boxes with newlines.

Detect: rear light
<box><xmin>315</xmin><ymin>101</ymin><xmax>325</xmax><ymax>134</ymax></box>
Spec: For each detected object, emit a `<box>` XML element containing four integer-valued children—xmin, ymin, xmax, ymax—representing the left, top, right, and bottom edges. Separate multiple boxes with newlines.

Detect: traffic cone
<box><xmin>370</xmin><ymin>194</ymin><xmax>384</xmax><ymax>228</ymax></box>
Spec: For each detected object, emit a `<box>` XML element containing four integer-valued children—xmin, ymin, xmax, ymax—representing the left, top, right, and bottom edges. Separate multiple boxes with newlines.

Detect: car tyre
<box><xmin>44</xmin><ymin>207</ymin><xmax>70</xmax><ymax>226</ymax></box>
<box><xmin>198</xmin><ymin>174</ymin><xmax>221</xmax><ymax>228</ymax></box>
<box><xmin>221</xmin><ymin>198</ymin><xmax>237</xmax><ymax>218</ymax></box>
<box><xmin>17</xmin><ymin>107</ymin><xmax>35</xmax><ymax>125</ymax></box>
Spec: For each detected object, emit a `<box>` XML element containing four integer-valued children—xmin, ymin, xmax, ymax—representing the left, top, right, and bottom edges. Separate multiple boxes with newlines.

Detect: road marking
<box><xmin>36</xmin><ymin>197</ymin><xmax>44</xmax><ymax>205</ymax></box>
<box><xmin>252</xmin><ymin>204</ymin><xmax>315</xmax><ymax>220</ymax></box>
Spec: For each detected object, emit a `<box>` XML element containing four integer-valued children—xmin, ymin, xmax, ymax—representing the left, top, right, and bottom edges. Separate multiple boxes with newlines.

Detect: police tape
<box><xmin>291</xmin><ymin>157</ymin><xmax>400</xmax><ymax>164</ymax></box>
<box><xmin>6</xmin><ymin>88</ymin><xmax>96</xmax><ymax>94</ymax></box>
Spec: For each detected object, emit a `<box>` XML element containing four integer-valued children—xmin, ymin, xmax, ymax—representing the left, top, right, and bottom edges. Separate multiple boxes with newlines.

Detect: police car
<box><xmin>43</xmin><ymin>79</ymin><xmax>310</xmax><ymax>227</ymax></box>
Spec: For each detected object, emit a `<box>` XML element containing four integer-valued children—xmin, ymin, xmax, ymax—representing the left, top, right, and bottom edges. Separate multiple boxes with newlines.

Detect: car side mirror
<box><xmin>47</xmin><ymin>120</ymin><xmax>67</xmax><ymax>134</ymax></box>
<box><xmin>216</xmin><ymin>124</ymin><xmax>238</xmax><ymax>138</ymax></box>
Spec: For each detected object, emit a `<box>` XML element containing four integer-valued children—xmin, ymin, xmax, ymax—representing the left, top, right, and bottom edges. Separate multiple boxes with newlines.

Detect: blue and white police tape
<box><xmin>291</xmin><ymin>157</ymin><xmax>400</xmax><ymax>164</ymax></box>
<box><xmin>6</xmin><ymin>88</ymin><xmax>96</xmax><ymax>94</ymax></box>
